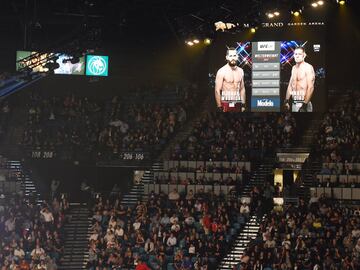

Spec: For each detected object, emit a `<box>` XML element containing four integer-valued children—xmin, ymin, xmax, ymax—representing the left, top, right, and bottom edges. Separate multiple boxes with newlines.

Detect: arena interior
<box><xmin>0</xmin><ymin>0</ymin><xmax>359</xmax><ymax>269</ymax></box>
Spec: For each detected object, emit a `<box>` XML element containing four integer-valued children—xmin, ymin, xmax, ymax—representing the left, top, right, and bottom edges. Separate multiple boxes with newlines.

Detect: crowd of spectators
<box><xmin>0</xmin><ymin>195</ymin><xmax>68</xmax><ymax>270</ymax></box>
<box><xmin>319</xmin><ymin>163</ymin><xmax>360</xmax><ymax>176</ymax></box>
<box><xmin>97</xmin><ymin>85</ymin><xmax>196</xmax><ymax>160</ymax></box>
<box><xmin>316</xmin><ymin>90</ymin><xmax>360</xmax><ymax>163</ymax></box>
<box><xmin>87</xmin><ymin>189</ymin><xmax>249</xmax><ymax>270</ymax></box>
<box><xmin>19</xmin><ymin>84</ymin><xmax>197</xmax><ymax>161</ymax></box>
<box><xmin>238</xmin><ymin>195</ymin><xmax>360</xmax><ymax>270</ymax></box>
<box><xmin>171</xmin><ymin>112</ymin><xmax>296</xmax><ymax>161</ymax></box>
<box><xmin>97</xmin><ymin>102</ymin><xmax>187</xmax><ymax>159</ymax></box>
<box><xmin>20</xmin><ymin>92</ymin><xmax>102</xmax><ymax>160</ymax></box>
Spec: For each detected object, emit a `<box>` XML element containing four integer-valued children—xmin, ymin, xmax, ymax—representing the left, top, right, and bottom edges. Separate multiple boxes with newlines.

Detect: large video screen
<box><xmin>16</xmin><ymin>51</ymin><xmax>85</xmax><ymax>75</ymax></box>
<box><xmin>54</xmin><ymin>54</ymin><xmax>85</xmax><ymax>75</ymax></box>
<box><xmin>16</xmin><ymin>51</ymin><xmax>53</xmax><ymax>73</ymax></box>
<box><xmin>210</xmin><ymin>25</ymin><xmax>326</xmax><ymax>112</ymax></box>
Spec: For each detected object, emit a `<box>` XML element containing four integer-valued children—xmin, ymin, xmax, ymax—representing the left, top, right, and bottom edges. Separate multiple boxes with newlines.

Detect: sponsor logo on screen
<box><xmin>257</xmin><ymin>99</ymin><xmax>274</xmax><ymax>107</ymax></box>
<box><xmin>258</xmin><ymin>41</ymin><xmax>275</xmax><ymax>51</ymax></box>
<box><xmin>86</xmin><ymin>55</ymin><xmax>109</xmax><ymax>76</ymax></box>
<box><xmin>251</xmin><ymin>97</ymin><xmax>280</xmax><ymax>111</ymax></box>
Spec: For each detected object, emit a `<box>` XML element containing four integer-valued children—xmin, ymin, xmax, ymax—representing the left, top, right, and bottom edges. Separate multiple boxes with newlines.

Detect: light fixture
<box><xmin>186</xmin><ymin>41</ymin><xmax>194</xmax><ymax>46</ymax></box>
<box><xmin>337</xmin><ymin>0</ymin><xmax>345</xmax><ymax>5</ymax></box>
<box><xmin>204</xmin><ymin>38</ymin><xmax>211</xmax><ymax>45</ymax></box>
<box><xmin>193</xmin><ymin>39</ymin><xmax>199</xmax><ymax>44</ymax></box>
<box><xmin>266</xmin><ymin>11</ymin><xmax>280</xmax><ymax>18</ymax></box>
<box><xmin>250</xmin><ymin>27</ymin><xmax>256</xmax><ymax>33</ymax></box>
<box><xmin>291</xmin><ymin>10</ymin><xmax>301</xmax><ymax>16</ymax></box>
<box><xmin>312</xmin><ymin>0</ymin><xmax>324</xmax><ymax>7</ymax></box>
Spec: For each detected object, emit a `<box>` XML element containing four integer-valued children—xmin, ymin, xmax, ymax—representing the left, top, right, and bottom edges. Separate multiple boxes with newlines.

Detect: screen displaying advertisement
<box><xmin>16</xmin><ymin>51</ymin><xmax>85</xmax><ymax>75</ymax></box>
<box><xmin>16</xmin><ymin>51</ymin><xmax>54</xmax><ymax>73</ymax></box>
<box><xmin>54</xmin><ymin>54</ymin><xmax>85</xmax><ymax>75</ymax></box>
<box><xmin>85</xmin><ymin>55</ymin><xmax>109</xmax><ymax>76</ymax></box>
<box><xmin>210</xmin><ymin>25</ymin><xmax>326</xmax><ymax>113</ymax></box>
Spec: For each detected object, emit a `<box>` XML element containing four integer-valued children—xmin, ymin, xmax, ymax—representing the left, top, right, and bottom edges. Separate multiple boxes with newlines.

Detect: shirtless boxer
<box><xmin>215</xmin><ymin>48</ymin><xmax>246</xmax><ymax>112</ymax></box>
<box><xmin>284</xmin><ymin>47</ymin><xmax>315</xmax><ymax>112</ymax></box>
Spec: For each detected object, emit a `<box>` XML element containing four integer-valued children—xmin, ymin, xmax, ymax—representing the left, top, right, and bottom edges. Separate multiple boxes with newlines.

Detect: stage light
<box><xmin>186</xmin><ymin>41</ymin><xmax>194</xmax><ymax>46</ymax></box>
<box><xmin>193</xmin><ymin>39</ymin><xmax>199</xmax><ymax>44</ymax></box>
<box><xmin>291</xmin><ymin>10</ymin><xmax>301</xmax><ymax>16</ymax></box>
<box><xmin>250</xmin><ymin>27</ymin><xmax>256</xmax><ymax>33</ymax></box>
<box><xmin>317</xmin><ymin>0</ymin><xmax>324</xmax><ymax>5</ymax></box>
<box><xmin>337</xmin><ymin>0</ymin><xmax>345</xmax><ymax>5</ymax></box>
<box><xmin>204</xmin><ymin>38</ymin><xmax>211</xmax><ymax>45</ymax></box>
<box><xmin>312</xmin><ymin>2</ymin><xmax>318</xmax><ymax>7</ymax></box>
<box><xmin>266</xmin><ymin>11</ymin><xmax>280</xmax><ymax>18</ymax></box>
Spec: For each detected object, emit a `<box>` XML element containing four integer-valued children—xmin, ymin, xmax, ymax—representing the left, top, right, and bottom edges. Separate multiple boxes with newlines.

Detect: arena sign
<box><xmin>277</xmin><ymin>153</ymin><xmax>309</xmax><ymax>163</ymax></box>
<box><xmin>85</xmin><ymin>55</ymin><xmax>109</xmax><ymax>76</ymax></box>
<box><xmin>214</xmin><ymin>21</ymin><xmax>325</xmax><ymax>31</ymax></box>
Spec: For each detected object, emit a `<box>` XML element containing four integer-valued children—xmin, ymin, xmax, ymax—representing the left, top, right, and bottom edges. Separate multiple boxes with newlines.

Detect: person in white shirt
<box><xmin>40</xmin><ymin>208</ymin><xmax>54</xmax><ymax>223</ymax></box>
<box><xmin>166</xmin><ymin>233</ymin><xmax>177</xmax><ymax>247</ymax></box>
<box><xmin>14</xmin><ymin>246</ymin><xmax>25</xmax><ymax>259</ymax></box>
<box><xmin>31</xmin><ymin>244</ymin><xmax>45</xmax><ymax>260</ymax></box>
<box><xmin>115</xmin><ymin>225</ymin><xmax>124</xmax><ymax>237</ymax></box>
<box><xmin>168</xmin><ymin>189</ymin><xmax>180</xmax><ymax>201</ymax></box>
<box><xmin>240</xmin><ymin>203</ymin><xmax>250</xmax><ymax>216</ymax></box>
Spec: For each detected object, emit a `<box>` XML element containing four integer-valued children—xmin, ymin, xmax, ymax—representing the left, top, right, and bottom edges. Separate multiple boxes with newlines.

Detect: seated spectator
<box><xmin>168</xmin><ymin>189</ymin><xmax>180</xmax><ymax>201</ymax></box>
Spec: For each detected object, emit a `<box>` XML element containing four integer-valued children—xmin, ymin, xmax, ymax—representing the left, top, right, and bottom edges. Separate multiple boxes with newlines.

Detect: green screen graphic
<box><xmin>86</xmin><ymin>55</ymin><xmax>109</xmax><ymax>76</ymax></box>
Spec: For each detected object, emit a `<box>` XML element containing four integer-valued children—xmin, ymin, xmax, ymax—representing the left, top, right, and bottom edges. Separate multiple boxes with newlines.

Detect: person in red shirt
<box><xmin>135</xmin><ymin>258</ymin><xmax>151</xmax><ymax>270</ymax></box>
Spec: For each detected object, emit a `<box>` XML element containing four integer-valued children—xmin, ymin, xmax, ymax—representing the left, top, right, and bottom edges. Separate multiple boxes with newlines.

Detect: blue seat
<box><xmin>167</xmin><ymin>263</ymin><xmax>175</xmax><ymax>270</ymax></box>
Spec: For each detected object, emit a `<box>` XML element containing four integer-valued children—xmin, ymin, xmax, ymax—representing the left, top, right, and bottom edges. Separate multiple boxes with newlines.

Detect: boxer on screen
<box><xmin>284</xmin><ymin>47</ymin><xmax>315</xmax><ymax>112</ymax></box>
<box><xmin>215</xmin><ymin>48</ymin><xmax>246</xmax><ymax>112</ymax></box>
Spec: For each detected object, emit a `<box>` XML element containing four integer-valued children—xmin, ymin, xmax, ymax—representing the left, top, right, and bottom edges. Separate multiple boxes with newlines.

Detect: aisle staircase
<box><xmin>59</xmin><ymin>203</ymin><xmax>91</xmax><ymax>270</ymax></box>
<box><xmin>240</xmin><ymin>160</ymin><xmax>274</xmax><ymax>197</ymax></box>
<box><xmin>121</xmin><ymin>162</ymin><xmax>163</xmax><ymax>206</ymax></box>
<box><xmin>218</xmin><ymin>159</ymin><xmax>274</xmax><ymax>269</ymax></box>
<box><xmin>1</xmin><ymin>159</ymin><xmax>41</xmax><ymax>201</ymax></box>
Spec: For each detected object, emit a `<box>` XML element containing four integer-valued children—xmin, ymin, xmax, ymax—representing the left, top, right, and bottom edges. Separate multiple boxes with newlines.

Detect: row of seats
<box><xmin>144</xmin><ymin>184</ymin><xmax>236</xmax><ymax>197</ymax></box>
<box><xmin>163</xmin><ymin>160</ymin><xmax>251</xmax><ymax>171</ymax></box>
<box><xmin>154</xmin><ymin>172</ymin><xmax>243</xmax><ymax>181</ymax></box>
<box><xmin>316</xmin><ymin>174</ymin><xmax>360</xmax><ymax>185</ymax></box>
<box><xmin>322</xmin><ymin>162</ymin><xmax>360</xmax><ymax>171</ymax></box>
<box><xmin>310</xmin><ymin>187</ymin><xmax>360</xmax><ymax>200</ymax></box>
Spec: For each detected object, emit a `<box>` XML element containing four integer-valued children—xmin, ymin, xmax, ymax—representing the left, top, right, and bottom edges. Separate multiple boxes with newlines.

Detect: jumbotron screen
<box><xmin>16</xmin><ymin>51</ymin><xmax>85</xmax><ymax>75</ymax></box>
<box><xmin>210</xmin><ymin>25</ymin><xmax>326</xmax><ymax>112</ymax></box>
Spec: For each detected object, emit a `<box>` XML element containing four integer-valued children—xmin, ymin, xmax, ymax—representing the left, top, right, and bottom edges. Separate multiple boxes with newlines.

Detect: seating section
<box><xmin>21</xmin><ymin>92</ymin><xmax>102</xmax><ymax>160</ymax></box>
<box><xmin>19</xmin><ymin>85</ymin><xmax>197</xmax><ymax>161</ymax></box>
<box><xmin>316</xmin><ymin>90</ymin><xmax>360</xmax><ymax>163</ymax></box>
<box><xmin>87</xmin><ymin>191</ymin><xmax>249</xmax><ymax>270</ymax></box>
<box><xmin>240</xmin><ymin>196</ymin><xmax>360</xmax><ymax>269</ymax></box>
<box><xmin>154</xmin><ymin>160</ymin><xmax>250</xmax><ymax>185</ymax></box>
<box><xmin>316</xmin><ymin>162</ymin><xmax>360</xmax><ymax>187</ymax></box>
<box><xmin>171</xmin><ymin>113</ymin><xmax>296</xmax><ymax>161</ymax></box>
<box><xmin>0</xmin><ymin>196</ymin><xmax>68</xmax><ymax>269</ymax></box>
